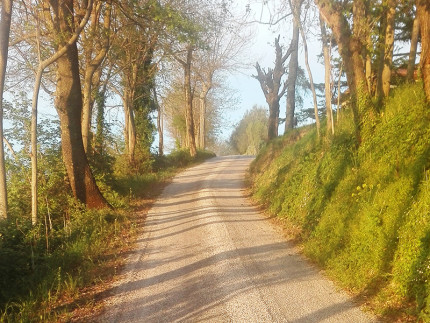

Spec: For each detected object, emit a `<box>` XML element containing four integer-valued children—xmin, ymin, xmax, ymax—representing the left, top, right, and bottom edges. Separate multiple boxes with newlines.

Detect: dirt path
<box><xmin>100</xmin><ymin>156</ymin><xmax>377</xmax><ymax>322</ymax></box>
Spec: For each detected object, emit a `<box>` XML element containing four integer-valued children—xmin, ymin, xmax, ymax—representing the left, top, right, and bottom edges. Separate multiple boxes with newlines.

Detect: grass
<box><xmin>249</xmin><ymin>83</ymin><xmax>430</xmax><ymax>321</ymax></box>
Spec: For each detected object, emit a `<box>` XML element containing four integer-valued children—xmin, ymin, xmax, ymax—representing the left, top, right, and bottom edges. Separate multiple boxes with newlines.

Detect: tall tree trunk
<box><xmin>153</xmin><ymin>87</ymin><xmax>163</xmax><ymax>156</ymax></box>
<box><xmin>255</xmin><ymin>36</ymin><xmax>292</xmax><ymax>140</ymax></box>
<box><xmin>198</xmin><ymin>84</ymin><xmax>210</xmax><ymax>150</ymax></box>
<box><xmin>320</xmin><ymin>14</ymin><xmax>334</xmax><ymax>135</ymax></box>
<box><xmin>122</xmin><ymin>91</ymin><xmax>136</xmax><ymax>164</ymax></box>
<box><xmin>0</xmin><ymin>0</ymin><xmax>12</xmax><ymax>220</ymax></box>
<box><xmin>381</xmin><ymin>0</ymin><xmax>396</xmax><ymax>97</ymax></box>
<box><xmin>317</xmin><ymin>0</ymin><xmax>372</xmax><ymax>140</ymax></box>
<box><xmin>285</xmin><ymin>0</ymin><xmax>302</xmax><ymax>132</ymax></box>
<box><xmin>184</xmin><ymin>46</ymin><xmax>197</xmax><ymax>157</ymax></box>
<box><xmin>417</xmin><ymin>0</ymin><xmax>430</xmax><ymax>101</ymax></box>
<box><xmin>365</xmin><ymin>32</ymin><xmax>373</xmax><ymax>94</ymax></box>
<box><xmin>407</xmin><ymin>14</ymin><xmax>420</xmax><ymax>81</ymax></box>
<box><xmin>268</xmin><ymin>100</ymin><xmax>280</xmax><ymax>139</ymax></box>
<box><xmin>53</xmin><ymin>0</ymin><xmax>108</xmax><ymax>209</ymax></box>
<box><xmin>128</xmin><ymin>108</ymin><xmax>136</xmax><ymax>164</ymax></box>
<box><xmin>81</xmin><ymin>2</ymin><xmax>111</xmax><ymax>154</ymax></box>
<box><xmin>199</xmin><ymin>92</ymin><xmax>205</xmax><ymax>150</ymax></box>
<box><xmin>298</xmin><ymin>15</ymin><xmax>320</xmax><ymax>137</ymax></box>
<box><xmin>31</xmin><ymin>67</ymin><xmax>42</xmax><ymax>225</ymax></box>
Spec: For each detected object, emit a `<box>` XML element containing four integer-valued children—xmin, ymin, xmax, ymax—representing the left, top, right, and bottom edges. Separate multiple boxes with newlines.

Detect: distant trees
<box><xmin>230</xmin><ymin>105</ymin><xmax>268</xmax><ymax>155</ymax></box>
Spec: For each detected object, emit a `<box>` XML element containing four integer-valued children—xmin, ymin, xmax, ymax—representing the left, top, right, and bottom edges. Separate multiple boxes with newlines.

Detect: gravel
<box><xmin>100</xmin><ymin>156</ymin><xmax>377</xmax><ymax>323</ymax></box>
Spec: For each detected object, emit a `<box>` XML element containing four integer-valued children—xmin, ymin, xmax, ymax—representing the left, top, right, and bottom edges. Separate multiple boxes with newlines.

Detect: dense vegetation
<box><xmin>0</xmin><ymin>136</ymin><xmax>214</xmax><ymax>321</ymax></box>
<box><xmin>249</xmin><ymin>83</ymin><xmax>430</xmax><ymax>320</ymax></box>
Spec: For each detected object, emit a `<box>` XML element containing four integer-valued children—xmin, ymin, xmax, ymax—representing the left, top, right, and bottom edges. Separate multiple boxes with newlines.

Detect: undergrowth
<box><xmin>249</xmin><ymin>83</ymin><xmax>430</xmax><ymax>320</ymax></box>
<box><xmin>0</xmin><ymin>148</ymin><xmax>215</xmax><ymax>322</ymax></box>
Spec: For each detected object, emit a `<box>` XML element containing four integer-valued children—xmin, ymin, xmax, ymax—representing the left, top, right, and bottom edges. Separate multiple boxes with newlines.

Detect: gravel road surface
<box><xmin>100</xmin><ymin>156</ymin><xmax>377</xmax><ymax>323</ymax></box>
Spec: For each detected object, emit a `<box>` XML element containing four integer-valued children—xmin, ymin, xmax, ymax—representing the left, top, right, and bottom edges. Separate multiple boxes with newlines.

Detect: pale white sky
<box><xmin>221</xmin><ymin>0</ymin><xmax>325</xmax><ymax>140</ymax></box>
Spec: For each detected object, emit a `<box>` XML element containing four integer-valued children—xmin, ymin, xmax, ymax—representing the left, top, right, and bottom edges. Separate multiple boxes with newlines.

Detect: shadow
<box><xmin>97</xmin><ymin>156</ymin><xmax>374</xmax><ymax>322</ymax></box>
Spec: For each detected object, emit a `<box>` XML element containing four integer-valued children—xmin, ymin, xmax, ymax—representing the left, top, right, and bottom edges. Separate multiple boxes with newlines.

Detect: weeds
<box><xmin>0</xmin><ymin>147</ymin><xmax>215</xmax><ymax>321</ymax></box>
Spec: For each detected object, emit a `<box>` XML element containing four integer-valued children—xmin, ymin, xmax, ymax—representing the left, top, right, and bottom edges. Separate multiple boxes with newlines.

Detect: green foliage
<box><xmin>249</xmin><ymin>83</ymin><xmax>430</xmax><ymax>318</ymax></box>
<box><xmin>230</xmin><ymin>105</ymin><xmax>268</xmax><ymax>155</ymax></box>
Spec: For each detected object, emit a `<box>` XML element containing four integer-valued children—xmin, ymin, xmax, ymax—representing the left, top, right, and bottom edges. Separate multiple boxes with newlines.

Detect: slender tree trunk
<box><xmin>53</xmin><ymin>0</ymin><xmax>108</xmax><ymax>208</ymax></box>
<box><xmin>81</xmin><ymin>2</ymin><xmax>111</xmax><ymax>154</ymax></box>
<box><xmin>417</xmin><ymin>0</ymin><xmax>430</xmax><ymax>101</ymax></box>
<box><xmin>407</xmin><ymin>14</ymin><xmax>420</xmax><ymax>81</ymax></box>
<box><xmin>122</xmin><ymin>90</ymin><xmax>136</xmax><ymax>164</ymax></box>
<box><xmin>381</xmin><ymin>0</ymin><xmax>396</xmax><ymax>97</ymax></box>
<box><xmin>337</xmin><ymin>63</ymin><xmax>343</xmax><ymax>122</ymax></box>
<box><xmin>297</xmin><ymin>13</ymin><xmax>320</xmax><ymax>137</ymax></box>
<box><xmin>128</xmin><ymin>107</ymin><xmax>136</xmax><ymax>164</ymax></box>
<box><xmin>0</xmin><ymin>0</ymin><xmax>12</xmax><ymax>220</ymax></box>
<box><xmin>82</xmin><ymin>70</ymin><xmax>94</xmax><ymax>154</ymax></box>
<box><xmin>317</xmin><ymin>0</ymin><xmax>372</xmax><ymax>140</ymax></box>
<box><xmin>320</xmin><ymin>14</ymin><xmax>334</xmax><ymax>135</ymax></box>
<box><xmin>198</xmin><ymin>84</ymin><xmax>210</xmax><ymax>150</ymax></box>
<box><xmin>365</xmin><ymin>32</ymin><xmax>373</xmax><ymax>94</ymax></box>
<box><xmin>31</xmin><ymin>68</ymin><xmax>42</xmax><ymax>225</ymax></box>
<box><xmin>199</xmin><ymin>92</ymin><xmax>205</xmax><ymax>150</ymax></box>
<box><xmin>153</xmin><ymin>87</ymin><xmax>163</xmax><ymax>156</ymax></box>
<box><xmin>285</xmin><ymin>0</ymin><xmax>302</xmax><ymax>132</ymax></box>
<box><xmin>184</xmin><ymin>46</ymin><xmax>197</xmax><ymax>157</ymax></box>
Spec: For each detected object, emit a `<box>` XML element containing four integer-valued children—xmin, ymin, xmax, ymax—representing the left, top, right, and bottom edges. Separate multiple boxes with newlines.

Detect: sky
<box><xmin>219</xmin><ymin>0</ymin><xmax>325</xmax><ymax>141</ymax></box>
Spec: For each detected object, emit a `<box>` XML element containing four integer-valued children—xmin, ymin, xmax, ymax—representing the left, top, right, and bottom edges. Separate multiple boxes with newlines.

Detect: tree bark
<box><xmin>255</xmin><ymin>36</ymin><xmax>292</xmax><ymax>140</ymax></box>
<box><xmin>407</xmin><ymin>14</ymin><xmax>420</xmax><ymax>81</ymax></box>
<box><xmin>184</xmin><ymin>45</ymin><xmax>197</xmax><ymax>157</ymax></box>
<box><xmin>52</xmin><ymin>0</ymin><xmax>108</xmax><ymax>209</ymax></box>
<box><xmin>297</xmin><ymin>13</ymin><xmax>320</xmax><ymax>137</ymax></box>
<box><xmin>381</xmin><ymin>0</ymin><xmax>396</xmax><ymax>97</ymax></box>
<box><xmin>81</xmin><ymin>1</ymin><xmax>111</xmax><ymax>154</ymax></box>
<box><xmin>417</xmin><ymin>0</ymin><xmax>430</xmax><ymax>101</ymax></box>
<box><xmin>0</xmin><ymin>0</ymin><xmax>12</xmax><ymax>220</ymax></box>
<box><xmin>284</xmin><ymin>0</ymin><xmax>302</xmax><ymax>132</ymax></box>
<box><xmin>198</xmin><ymin>84</ymin><xmax>210</xmax><ymax>150</ymax></box>
<box><xmin>153</xmin><ymin>87</ymin><xmax>163</xmax><ymax>156</ymax></box>
<box><xmin>320</xmin><ymin>14</ymin><xmax>334</xmax><ymax>135</ymax></box>
<box><xmin>316</xmin><ymin>0</ymin><xmax>371</xmax><ymax>139</ymax></box>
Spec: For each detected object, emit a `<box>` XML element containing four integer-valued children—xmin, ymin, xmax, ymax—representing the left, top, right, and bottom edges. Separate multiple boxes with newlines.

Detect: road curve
<box><xmin>100</xmin><ymin>156</ymin><xmax>377</xmax><ymax>323</ymax></box>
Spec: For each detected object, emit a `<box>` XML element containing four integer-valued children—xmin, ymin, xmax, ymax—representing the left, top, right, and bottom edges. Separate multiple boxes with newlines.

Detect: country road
<box><xmin>100</xmin><ymin>156</ymin><xmax>376</xmax><ymax>323</ymax></box>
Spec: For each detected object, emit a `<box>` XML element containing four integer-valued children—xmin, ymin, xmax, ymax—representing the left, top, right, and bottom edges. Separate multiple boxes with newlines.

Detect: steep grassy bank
<box><xmin>249</xmin><ymin>83</ymin><xmax>430</xmax><ymax>321</ymax></box>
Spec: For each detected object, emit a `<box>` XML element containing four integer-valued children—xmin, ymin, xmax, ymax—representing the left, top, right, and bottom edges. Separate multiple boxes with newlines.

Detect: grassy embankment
<box><xmin>249</xmin><ymin>83</ymin><xmax>430</xmax><ymax>321</ymax></box>
<box><xmin>0</xmin><ymin>149</ymin><xmax>215</xmax><ymax>322</ymax></box>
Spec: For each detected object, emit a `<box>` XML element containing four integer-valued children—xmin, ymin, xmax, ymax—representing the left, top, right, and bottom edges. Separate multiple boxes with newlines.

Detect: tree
<box><xmin>27</xmin><ymin>0</ymin><xmax>95</xmax><ymax>223</ymax></box>
<box><xmin>81</xmin><ymin>1</ymin><xmax>112</xmax><ymax>154</ymax></box>
<box><xmin>376</xmin><ymin>0</ymin><xmax>397</xmax><ymax>99</ymax></box>
<box><xmin>285</xmin><ymin>0</ymin><xmax>303</xmax><ymax>132</ymax></box>
<box><xmin>417</xmin><ymin>0</ymin><xmax>430</xmax><ymax>101</ymax></box>
<box><xmin>230</xmin><ymin>105</ymin><xmax>268</xmax><ymax>155</ymax></box>
<box><xmin>175</xmin><ymin>44</ymin><xmax>197</xmax><ymax>157</ymax></box>
<box><xmin>0</xmin><ymin>0</ymin><xmax>13</xmax><ymax>220</ymax></box>
<box><xmin>316</xmin><ymin>0</ymin><xmax>371</xmax><ymax>136</ymax></box>
<box><xmin>254</xmin><ymin>36</ymin><xmax>292</xmax><ymax>140</ymax></box>
<box><xmin>45</xmin><ymin>0</ymin><xmax>109</xmax><ymax>208</ymax></box>
<box><xmin>407</xmin><ymin>14</ymin><xmax>420</xmax><ymax>81</ymax></box>
<box><xmin>319</xmin><ymin>14</ymin><xmax>334</xmax><ymax>135</ymax></box>
<box><xmin>292</xmin><ymin>2</ymin><xmax>320</xmax><ymax>137</ymax></box>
